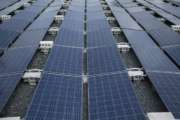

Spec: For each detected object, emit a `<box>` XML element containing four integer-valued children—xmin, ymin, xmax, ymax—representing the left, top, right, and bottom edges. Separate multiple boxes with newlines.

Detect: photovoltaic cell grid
<box><xmin>0</xmin><ymin>47</ymin><xmax>36</xmax><ymax>75</ymax></box>
<box><xmin>87</xmin><ymin>47</ymin><xmax>125</xmax><ymax>75</ymax></box>
<box><xmin>147</xmin><ymin>72</ymin><xmax>180</xmax><ymax>118</ymax></box>
<box><xmin>25</xmin><ymin>73</ymin><xmax>83</xmax><ymax>120</ymax></box>
<box><xmin>44</xmin><ymin>46</ymin><xmax>83</xmax><ymax>76</ymax></box>
<box><xmin>55</xmin><ymin>28</ymin><xmax>84</xmax><ymax>47</ymax></box>
<box><xmin>89</xmin><ymin>73</ymin><xmax>146</xmax><ymax>120</ymax></box>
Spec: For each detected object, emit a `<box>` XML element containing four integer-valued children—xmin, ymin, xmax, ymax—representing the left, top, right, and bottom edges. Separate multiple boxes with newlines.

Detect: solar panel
<box><xmin>25</xmin><ymin>5</ymin><xmax>44</xmax><ymax>14</ymax></box>
<box><xmin>87</xmin><ymin>19</ymin><xmax>111</xmax><ymax>32</ymax></box>
<box><xmin>126</xmin><ymin>7</ymin><xmax>145</xmax><ymax>13</ymax></box>
<box><xmin>105</xmin><ymin>1</ymin><xmax>142</xmax><ymax>30</ymax></box>
<box><xmin>0</xmin><ymin>29</ymin><xmax>19</xmax><ymax>49</ymax></box>
<box><xmin>25</xmin><ymin>73</ymin><xmax>83</xmax><ymax>120</ymax></box>
<box><xmin>0</xmin><ymin>47</ymin><xmax>36</xmax><ymax>75</ymax></box>
<box><xmin>149</xmin><ymin>28</ymin><xmax>180</xmax><ymax>47</ymax></box>
<box><xmin>147</xmin><ymin>72</ymin><xmax>180</xmax><ymax>118</ymax></box>
<box><xmin>0</xmin><ymin>73</ymin><xmax>23</xmax><ymax>112</ymax></box>
<box><xmin>87</xmin><ymin>29</ymin><xmax>116</xmax><ymax>47</ymax></box>
<box><xmin>122</xmin><ymin>3</ymin><xmax>139</xmax><ymax>8</ymax></box>
<box><xmin>164</xmin><ymin>46</ymin><xmax>180</xmax><ymax>67</ymax></box>
<box><xmin>27</xmin><ymin>17</ymin><xmax>54</xmax><ymax>30</ymax></box>
<box><xmin>87</xmin><ymin>47</ymin><xmax>125</xmax><ymax>75</ymax></box>
<box><xmin>123</xmin><ymin>29</ymin><xmax>179</xmax><ymax>72</ymax></box>
<box><xmin>0</xmin><ymin>18</ymin><xmax>30</xmax><ymax>32</ymax></box>
<box><xmin>60</xmin><ymin>19</ymin><xmax>84</xmax><ymax>32</ymax></box>
<box><xmin>13</xmin><ymin>29</ymin><xmax>47</xmax><ymax>47</ymax></box>
<box><xmin>89</xmin><ymin>73</ymin><xmax>146</xmax><ymax>120</ymax></box>
<box><xmin>32</xmin><ymin>0</ymin><xmax>53</xmax><ymax>6</ymax></box>
<box><xmin>12</xmin><ymin>11</ymin><xmax>38</xmax><ymax>22</ymax></box>
<box><xmin>130</xmin><ymin>11</ymin><xmax>168</xmax><ymax>30</ymax></box>
<box><xmin>44</xmin><ymin>46</ymin><xmax>83</xmax><ymax>76</ymax></box>
<box><xmin>0</xmin><ymin>0</ymin><xmax>18</xmax><ymax>10</ymax></box>
<box><xmin>55</xmin><ymin>28</ymin><xmax>84</xmax><ymax>47</ymax></box>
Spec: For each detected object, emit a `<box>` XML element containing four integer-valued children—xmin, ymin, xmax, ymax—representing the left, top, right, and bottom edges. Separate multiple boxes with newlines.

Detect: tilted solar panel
<box><xmin>44</xmin><ymin>46</ymin><xmax>83</xmax><ymax>75</ymax></box>
<box><xmin>147</xmin><ymin>72</ymin><xmax>180</xmax><ymax>118</ymax></box>
<box><xmin>25</xmin><ymin>73</ymin><xmax>83</xmax><ymax>120</ymax></box>
<box><xmin>87</xmin><ymin>47</ymin><xmax>125</xmax><ymax>75</ymax></box>
<box><xmin>89</xmin><ymin>73</ymin><xmax>146</xmax><ymax>120</ymax></box>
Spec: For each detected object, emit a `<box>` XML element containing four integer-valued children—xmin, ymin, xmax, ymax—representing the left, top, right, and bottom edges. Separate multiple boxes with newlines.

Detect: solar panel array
<box><xmin>108</xmin><ymin>0</ymin><xmax>180</xmax><ymax>118</ymax></box>
<box><xmin>0</xmin><ymin>0</ymin><xmax>53</xmax><ymax>49</ymax></box>
<box><xmin>1</xmin><ymin>0</ymin><xmax>180</xmax><ymax>119</ymax></box>
<box><xmin>25</xmin><ymin>0</ymin><xmax>84</xmax><ymax>119</ymax></box>
<box><xmin>87</xmin><ymin>0</ymin><xmax>146</xmax><ymax>120</ymax></box>
<box><xmin>0</xmin><ymin>0</ymin><xmax>62</xmax><ymax>113</ymax></box>
<box><xmin>121</xmin><ymin>1</ymin><xmax>180</xmax><ymax>67</ymax></box>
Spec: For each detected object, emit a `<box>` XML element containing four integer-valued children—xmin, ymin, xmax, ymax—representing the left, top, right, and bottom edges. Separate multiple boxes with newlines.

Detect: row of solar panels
<box><xmin>107</xmin><ymin>0</ymin><xmax>180</xmax><ymax>118</ymax></box>
<box><xmin>25</xmin><ymin>0</ymin><xmax>85</xmax><ymax>119</ymax></box>
<box><xmin>86</xmin><ymin>0</ymin><xmax>146</xmax><ymax>120</ymax></box>
<box><xmin>0</xmin><ymin>0</ymin><xmax>63</xmax><ymax>113</ymax></box>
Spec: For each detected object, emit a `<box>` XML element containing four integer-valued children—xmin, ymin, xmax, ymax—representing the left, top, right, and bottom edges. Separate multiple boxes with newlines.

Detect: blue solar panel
<box><xmin>87</xmin><ymin>47</ymin><xmax>125</xmax><ymax>75</ymax></box>
<box><xmin>0</xmin><ymin>29</ymin><xmax>19</xmax><ymax>49</ymax></box>
<box><xmin>87</xmin><ymin>29</ymin><xmax>116</xmax><ymax>47</ymax></box>
<box><xmin>0</xmin><ymin>0</ymin><xmax>18</xmax><ymax>10</ymax></box>
<box><xmin>164</xmin><ymin>46</ymin><xmax>180</xmax><ymax>67</ymax></box>
<box><xmin>0</xmin><ymin>47</ymin><xmax>36</xmax><ymax>75</ymax></box>
<box><xmin>44</xmin><ymin>46</ymin><xmax>83</xmax><ymax>75</ymax></box>
<box><xmin>55</xmin><ymin>28</ymin><xmax>84</xmax><ymax>47</ymax></box>
<box><xmin>89</xmin><ymin>73</ymin><xmax>146</xmax><ymax>120</ymax></box>
<box><xmin>0</xmin><ymin>18</ymin><xmax>30</xmax><ymax>32</ymax></box>
<box><xmin>123</xmin><ymin>29</ymin><xmax>179</xmax><ymax>72</ymax></box>
<box><xmin>147</xmin><ymin>72</ymin><xmax>180</xmax><ymax>118</ymax></box>
<box><xmin>87</xmin><ymin>19</ymin><xmax>111</xmax><ymax>32</ymax></box>
<box><xmin>12</xmin><ymin>11</ymin><xmax>38</xmax><ymax>22</ymax></box>
<box><xmin>13</xmin><ymin>29</ymin><xmax>47</xmax><ymax>47</ymax></box>
<box><xmin>60</xmin><ymin>19</ymin><xmax>84</xmax><ymax>32</ymax></box>
<box><xmin>25</xmin><ymin>5</ymin><xmax>44</xmax><ymax>14</ymax></box>
<box><xmin>27</xmin><ymin>17</ymin><xmax>54</xmax><ymax>30</ymax></box>
<box><xmin>0</xmin><ymin>74</ymin><xmax>23</xmax><ymax>112</ymax></box>
<box><xmin>148</xmin><ymin>28</ymin><xmax>180</xmax><ymax>47</ymax></box>
<box><xmin>25</xmin><ymin>73</ymin><xmax>83</xmax><ymax>120</ymax></box>
<box><xmin>105</xmin><ymin>1</ymin><xmax>142</xmax><ymax>30</ymax></box>
<box><xmin>130</xmin><ymin>11</ymin><xmax>168</xmax><ymax>30</ymax></box>
<box><xmin>32</xmin><ymin>0</ymin><xmax>53</xmax><ymax>6</ymax></box>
